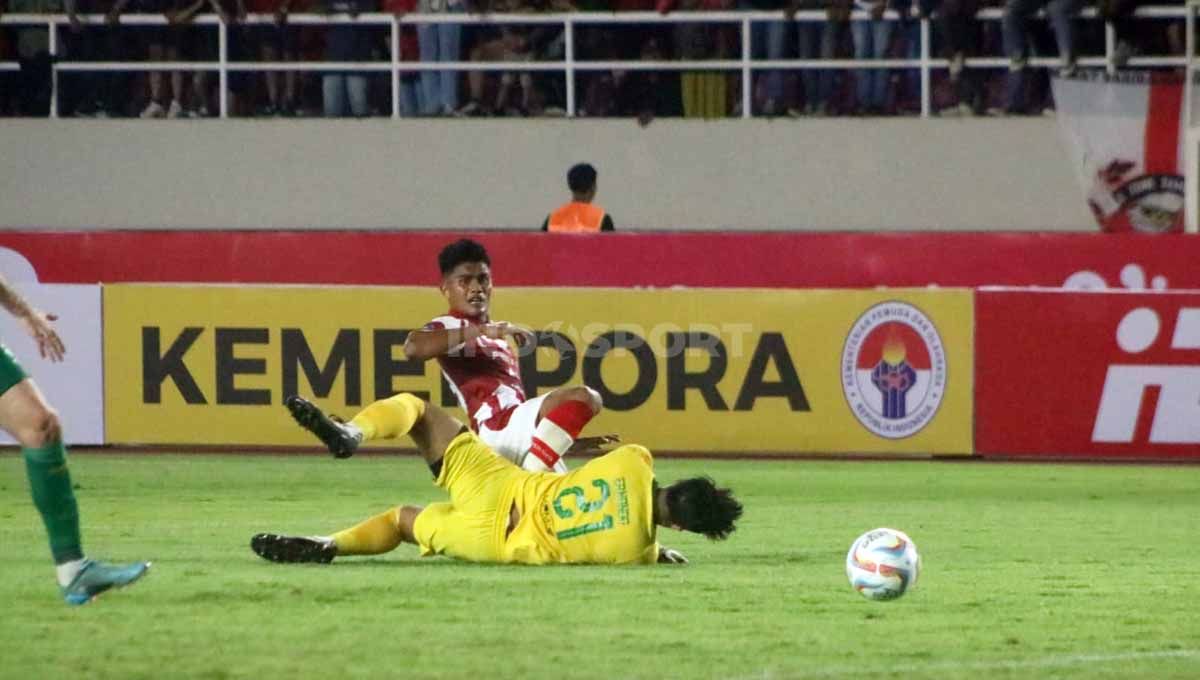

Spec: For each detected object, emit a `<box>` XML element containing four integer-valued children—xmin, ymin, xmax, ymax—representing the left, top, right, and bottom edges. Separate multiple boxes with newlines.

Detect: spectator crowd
<box><xmin>0</xmin><ymin>0</ymin><xmax>1188</xmax><ymax>118</ymax></box>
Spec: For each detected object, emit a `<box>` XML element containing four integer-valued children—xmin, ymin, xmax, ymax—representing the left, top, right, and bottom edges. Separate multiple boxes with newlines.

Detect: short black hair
<box><xmin>567</xmin><ymin>163</ymin><xmax>597</xmax><ymax>193</ymax></box>
<box><xmin>438</xmin><ymin>239</ymin><xmax>490</xmax><ymax>276</ymax></box>
<box><xmin>665</xmin><ymin>476</ymin><xmax>743</xmax><ymax>541</ymax></box>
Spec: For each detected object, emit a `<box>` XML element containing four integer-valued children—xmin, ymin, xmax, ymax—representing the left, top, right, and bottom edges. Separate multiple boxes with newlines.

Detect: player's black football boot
<box><xmin>284</xmin><ymin>395</ymin><xmax>359</xmax><ymax>459</ymax></box>
<box><xmin>250</xmin><ymin>534</ymin><xmax>337</xmax><ymax>564</ymax></box>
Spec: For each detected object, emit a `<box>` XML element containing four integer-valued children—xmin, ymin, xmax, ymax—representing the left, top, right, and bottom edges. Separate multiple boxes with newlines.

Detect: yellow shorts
<box><xmin>411</xmin><ymin>431</ymin><xmax>527</xmax><ymax>563</ymax></box>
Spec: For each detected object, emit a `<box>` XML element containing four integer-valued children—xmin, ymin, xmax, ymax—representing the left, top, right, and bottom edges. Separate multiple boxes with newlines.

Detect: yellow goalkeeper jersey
<box><xmin>503</xmin><ymin>445</ymin><xmax>659</xmax><ymax>565</ymax></box>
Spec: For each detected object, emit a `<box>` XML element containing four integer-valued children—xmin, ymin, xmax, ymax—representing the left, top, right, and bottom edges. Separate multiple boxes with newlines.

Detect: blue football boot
<box><xmin>62</xmin><ymin>559</ymin><xmax>151</xmax><ymax>606</ymax></box>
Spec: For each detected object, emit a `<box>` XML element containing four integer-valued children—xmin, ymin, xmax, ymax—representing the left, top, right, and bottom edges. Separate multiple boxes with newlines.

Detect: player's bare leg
<box><xmin>395</xmin><ymin>506</ymin><xmax>422</xmax><ymax>544</ymax></box>
<box><xmin>537</xmin><ymin>385</ymin><xmax>602</xmax><ymax>419</ymax></box>
<box><xmin>0</xmin><ymin>380</ymin><xmax>56</xmax><ymax>444</ymax></box>
<box><xmin>404</xmin><ymin>401</ymin><xmax>470</xmax><ymax>469</ymax></box>
<box><xmin>2</xmin><ymin>379</ymin><xmax>150</xmax><ymax>604</ymax></box>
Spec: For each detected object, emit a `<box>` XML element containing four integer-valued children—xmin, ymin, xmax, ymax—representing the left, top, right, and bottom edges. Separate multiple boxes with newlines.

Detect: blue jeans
<box><xmin>851</xmin><ymin>19</ymin><xmax>893</xmax><ymax>110</ymax></box>
<box><xmin>796</xmin><ymin>22</ymin><xmax>836</xmax><ymax>110</ymax></box>
<box><xmin>749</xmin><ymin>12</ymin><xmax>789</xmax><ymax>110</ymax></box>
<box><xmin>399</xmin><ymin>78</ymin><xmax>423</xmax><ymax>117</ymax></box>
<box><xmin>323</xmin><ymin>74</ymin><xmax>369</xmax><ymax>117</ymax></box>
<box><xmin>417</xmin><ymin>2</ymin><xmax>463</xmax><ymax>114</ymax></box>
<box><xmin>1002</xmin><ymin>0</ymin><xmax>1081</xmax><ymax>110</ymax></box>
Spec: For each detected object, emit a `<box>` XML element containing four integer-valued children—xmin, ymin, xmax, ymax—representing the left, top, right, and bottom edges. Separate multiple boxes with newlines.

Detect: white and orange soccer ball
<box><xmin>845</xmin><ymin>528</ymin><xmax>921</xmax><ymax>601</ymax></box>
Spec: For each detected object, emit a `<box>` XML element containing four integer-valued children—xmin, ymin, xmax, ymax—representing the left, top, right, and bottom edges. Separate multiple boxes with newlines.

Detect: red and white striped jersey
<box><xmin>422</xmin><ymin>312</ymin><xmax>526</xmax><ymax>432</ymax></box>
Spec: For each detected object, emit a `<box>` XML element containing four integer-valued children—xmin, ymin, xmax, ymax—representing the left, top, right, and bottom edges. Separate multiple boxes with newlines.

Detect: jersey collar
<box><xmin>447</xmin><ymin>309</ymin><xmax>488</xmax><ymax>323</ymax></box>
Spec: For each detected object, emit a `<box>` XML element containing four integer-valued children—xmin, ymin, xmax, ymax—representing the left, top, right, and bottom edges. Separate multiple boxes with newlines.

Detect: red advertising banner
<box><xmin>2</xmin><ymin>231</ymin><xmax>1199</xmax><ymax>289</ymax></box>
<box><xmin>976</xmin><ymin>289</ymin><xmax>1200</xmax><ymax>459</ymax></box>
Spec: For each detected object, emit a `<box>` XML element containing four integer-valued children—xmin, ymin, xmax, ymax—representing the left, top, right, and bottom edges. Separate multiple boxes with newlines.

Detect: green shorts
<box><xmin>0</xmin><ymin>342</ymin><xmax>28</xmax><ymax>398</ymax></box>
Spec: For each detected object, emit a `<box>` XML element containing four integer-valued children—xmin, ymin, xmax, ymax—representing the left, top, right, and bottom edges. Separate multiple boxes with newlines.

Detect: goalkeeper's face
<box><xmin>442</xmin><ymin>261</ymin><xmax>493</xmax><ymax>319</ymax></box>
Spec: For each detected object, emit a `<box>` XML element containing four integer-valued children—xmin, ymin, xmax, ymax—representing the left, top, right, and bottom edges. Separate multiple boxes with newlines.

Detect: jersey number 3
<box><xmin>552</xmin><ymin>480</ymin><xmax>614</xmax><ymax>541</ymax></box>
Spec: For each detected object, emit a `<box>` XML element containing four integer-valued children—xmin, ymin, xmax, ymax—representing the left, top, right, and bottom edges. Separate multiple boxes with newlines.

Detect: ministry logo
<box><xmin>842</xmin><ymin>302</ymin><xmax>947</xmax><ymax>439</ymax></box>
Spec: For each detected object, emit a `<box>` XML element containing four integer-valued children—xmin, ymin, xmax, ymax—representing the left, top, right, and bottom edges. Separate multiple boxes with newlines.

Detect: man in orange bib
<box><xmin>541</xmin><ymin>163</ymin><xmax>615</xmax><ymax>232</ymax></box>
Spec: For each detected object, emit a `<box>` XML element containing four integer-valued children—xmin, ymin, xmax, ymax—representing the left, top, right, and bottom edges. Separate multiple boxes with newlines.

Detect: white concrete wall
<box><xmin>0</xmin><ymin>117</ymin><xmax>1094</xmax><ymax>231</ymax></box>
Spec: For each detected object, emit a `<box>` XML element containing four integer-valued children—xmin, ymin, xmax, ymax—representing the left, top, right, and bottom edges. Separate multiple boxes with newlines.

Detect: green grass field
<box><xmin>2</xmin><ymin>452</ymin><xmax>1199</xmax><ymax>680</ymax></box>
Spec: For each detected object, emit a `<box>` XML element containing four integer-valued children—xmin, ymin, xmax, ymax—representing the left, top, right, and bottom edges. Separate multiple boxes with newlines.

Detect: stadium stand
<box><xmin>0</xmin><ymin>3</ymin><xmax>1189</xmax><ymax>118</ymax></box>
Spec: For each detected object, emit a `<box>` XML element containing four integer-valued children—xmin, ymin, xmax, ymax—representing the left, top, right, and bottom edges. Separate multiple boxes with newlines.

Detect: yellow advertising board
<box><xmin>104</xmin><ymin>285</ymin><xmax>973</xmax><ymax>454</ymax></box>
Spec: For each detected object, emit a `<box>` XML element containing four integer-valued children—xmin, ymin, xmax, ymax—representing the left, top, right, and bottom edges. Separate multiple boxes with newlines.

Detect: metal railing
<box><xmin>1182</xmin><ymin>0</ymin><xmax>1198</xmax><ymax>232</ymax></box>
<box><xmin>0</xmin><ymin>6</ymin><xmax>1189</xmax><ymax>119</ymax></box>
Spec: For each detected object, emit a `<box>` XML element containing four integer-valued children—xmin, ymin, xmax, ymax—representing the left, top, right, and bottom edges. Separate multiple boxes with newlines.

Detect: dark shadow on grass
<box><xmin>736</xmin><ymin>552</ymin><xmax>814</xmax><ymax>565</ymax></box>
<box><xmin>249</xmin><ymin>558</ymin><xmax>429</xmax><ymax>569</ymax></box>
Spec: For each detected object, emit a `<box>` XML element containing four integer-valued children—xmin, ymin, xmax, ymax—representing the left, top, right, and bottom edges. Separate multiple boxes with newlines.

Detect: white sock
<box><xmin>523</xmin><ymin>419</ymin><xmax>573</xmax><ymax>473</ymax></box>
<box><xmin>521</xmin><ymin>456</ymin><xmax>568</xmax><ymax>474</ymax></box>
<box><xmin>520</xmin><ymin>449</ymin><xmax>569</xmax><ymax>474</ymax></box>
<box><xmin>532</xmin><ymin>419</ymin><xmax>574</xmax><ymax>458</ymax></box>
<box><xmin>496</xmin><ymin>447</ymin><xmax>567</xmax><ymax>473</ymax></box>
<box><xmin>56</xmin><ymin>558</ymin><xmax>87</xmax><ymax>587</ymax></box>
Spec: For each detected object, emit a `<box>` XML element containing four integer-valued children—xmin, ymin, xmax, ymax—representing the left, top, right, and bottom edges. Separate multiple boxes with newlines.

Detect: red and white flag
<box><xmin>1052</xmin><ymin>72</ymin><xmax>1185</xmax><ymax>233</ymax></box>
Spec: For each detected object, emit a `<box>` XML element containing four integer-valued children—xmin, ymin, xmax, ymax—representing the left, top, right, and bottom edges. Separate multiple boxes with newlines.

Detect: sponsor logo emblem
<box><xmin>842</xmin><ymin>302</ymin><xmax>947</xmax><ymax>439</ymax></box>
<box><xmin>1093</xmin><ymin>305</ymin><xmax>1200</xmax><ymax>444</ymax></box>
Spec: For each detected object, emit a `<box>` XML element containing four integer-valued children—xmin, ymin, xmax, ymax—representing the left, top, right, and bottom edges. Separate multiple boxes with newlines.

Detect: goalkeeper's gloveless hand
<box><xmin>658</xmin><ymin>547</ymin><xmax>688</xmax><ymax>564</ymax></box>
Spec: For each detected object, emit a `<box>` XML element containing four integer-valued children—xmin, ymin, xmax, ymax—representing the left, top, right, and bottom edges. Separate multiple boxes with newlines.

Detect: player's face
<box><xmin>442</xmin><ymin>262</ymin><xmax>493</xmax><ymax>318</ymax></box>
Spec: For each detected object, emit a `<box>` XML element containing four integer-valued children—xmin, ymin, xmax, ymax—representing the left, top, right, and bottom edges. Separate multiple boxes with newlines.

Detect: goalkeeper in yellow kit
<box><xmin>251</xmin><ymin>393</ymin><xmax>742</xmax><ymax>566</ymax></box>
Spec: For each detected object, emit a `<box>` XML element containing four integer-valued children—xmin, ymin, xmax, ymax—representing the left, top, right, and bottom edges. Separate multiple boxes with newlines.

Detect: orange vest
<box><xmin>547</xmin><ymin>202</ymin><xmax>606</xmax><ymax>233</ymax></box>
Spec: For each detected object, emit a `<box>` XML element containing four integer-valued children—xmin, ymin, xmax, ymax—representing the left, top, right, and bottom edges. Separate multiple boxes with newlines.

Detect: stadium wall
<box><xmin>3</xmin><ymin>233</ymin><xmax>1198</xmax><ymax>458</ymax></box>
<box><xmin>5</xmin><ymin>231</ymin><xmax>1200</xmax><ymax>288</ymax></box>
<box><xmin>0</xmin><ymin>118</ymin><xmax>1092</xmax><ymax>232</ymax></box>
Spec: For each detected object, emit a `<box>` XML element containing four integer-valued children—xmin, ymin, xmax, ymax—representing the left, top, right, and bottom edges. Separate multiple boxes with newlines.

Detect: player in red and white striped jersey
<box><xmin>326</xmin><ymin>239</ymin><xmax>609</xmax><ymax>473</ymax></box>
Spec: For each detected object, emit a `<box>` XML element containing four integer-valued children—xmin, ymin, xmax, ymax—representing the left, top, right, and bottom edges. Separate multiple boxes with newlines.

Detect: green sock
<box><xmin>23</xmin><ymin>443</ymin><xmax>83</xmax><ymax>564</ymax></box>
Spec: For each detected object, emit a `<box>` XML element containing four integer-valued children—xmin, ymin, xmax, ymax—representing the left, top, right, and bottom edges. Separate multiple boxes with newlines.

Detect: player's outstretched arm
<box><xmin>403</xmin><ymin>325</ymin><xmax>482</xmax><ymax>361</ymax></box>
<box><xmin>404</xmin><ymin>322</ymin><xmax>534</xmax><ymax>361</ymax></box>
<box><xmin>484</xmin><ymin>321</ymin><xmax>535</xmax><ymax>347</ymax></box>
<box><xmin>0</xmin><ymin>274</ymin><xmax>66</xmax><ymax>362</ymax></box>
<box><xmin>567</xmin><ymin>434</ymin><xmax>621</xmax><ymax>457</ymax></box>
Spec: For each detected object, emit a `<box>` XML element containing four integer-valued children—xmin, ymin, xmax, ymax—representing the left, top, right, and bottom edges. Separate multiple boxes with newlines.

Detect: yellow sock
<box><xmin>330</xmin><ymin>507</ymin><xmax>405</xmax><ymax>556</ymax></box>
<box><xmin>349</xmin><ymin>393</ymin><xmax>426</xmax><ymax>442</ymax></box>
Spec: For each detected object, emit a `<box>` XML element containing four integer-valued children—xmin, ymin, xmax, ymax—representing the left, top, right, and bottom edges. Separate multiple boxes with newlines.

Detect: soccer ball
<box><xmin>845</xmin><ymin>528</ymin><xmax>920</xmax><ymax>601</ymax></box>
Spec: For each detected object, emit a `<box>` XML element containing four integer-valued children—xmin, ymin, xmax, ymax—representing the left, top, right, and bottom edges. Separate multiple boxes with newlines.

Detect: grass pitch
<box><xmin>1</xmin><ymin>452</ymin><xmax>1198</xmax><ymax>680</ymax></box>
